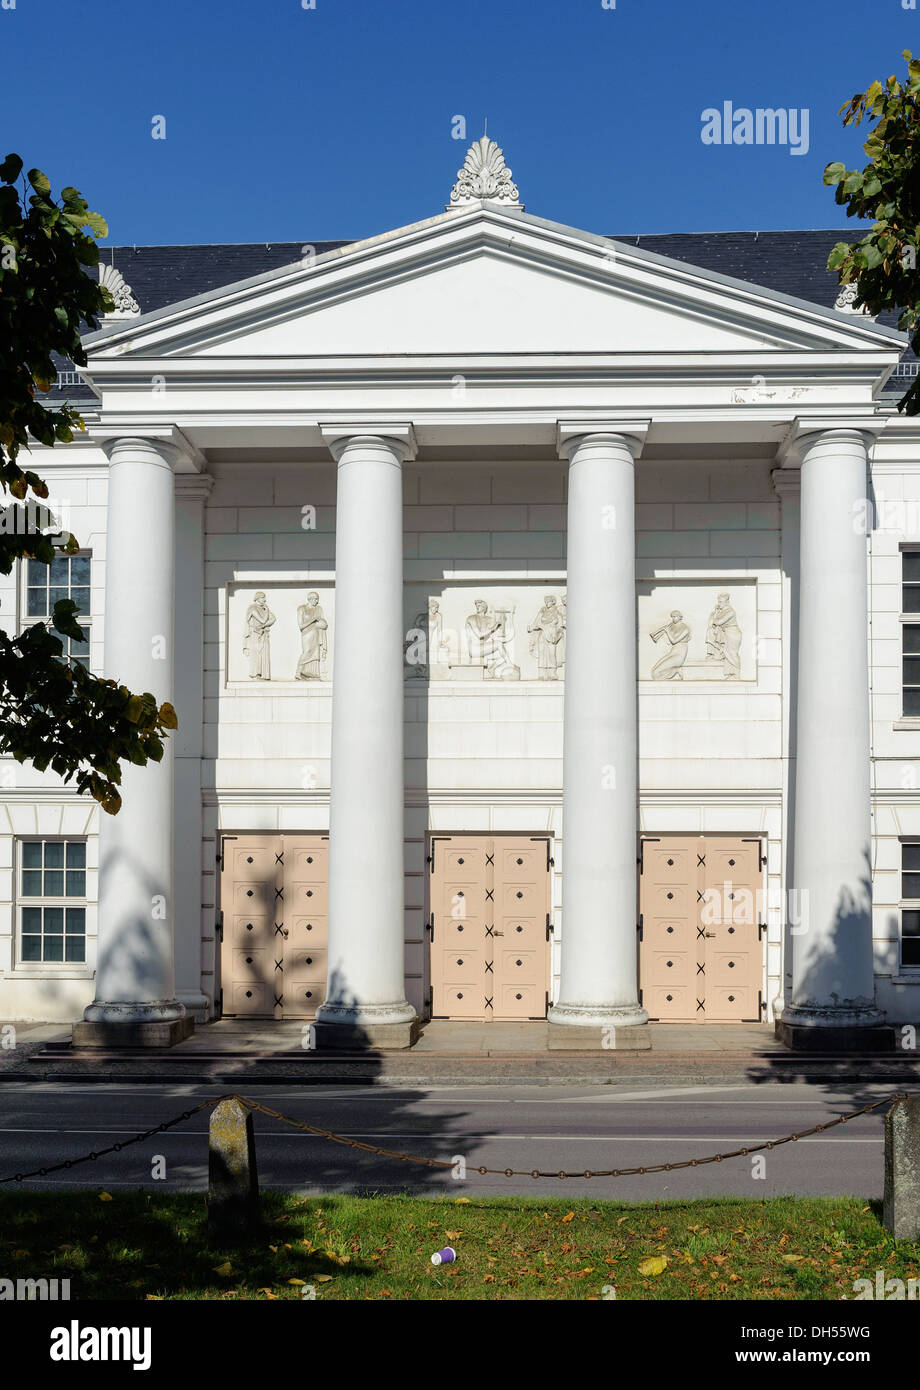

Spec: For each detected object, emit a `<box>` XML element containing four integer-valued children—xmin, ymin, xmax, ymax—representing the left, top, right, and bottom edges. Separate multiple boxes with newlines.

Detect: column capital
<box><xmin>320</xmin><ymin>423</ymin><xmax>417</xmax><ymax>462</ymax></box>
<box><xmin>771</xmin><ymin>465</ymin><xmax>801</xmax><ymax>498</ymax></box>
<box><xmin>776</xmin><ymin>418</ymin><xmax>883</xmax><ymax>469</ymax></box>
<box><xmin>89</xmin><ymin>423</ymin><xmax>203</xmax><ymax>471</ymax></box>
<box><xmin>174</xmin><ymin>471</ymin><xmax>214</xmax><ymax>502</ymax></box>
<box><xmin>556</xmin><ymin>420</ymin><xmax>650</xmax><ymax>460</ymax></box>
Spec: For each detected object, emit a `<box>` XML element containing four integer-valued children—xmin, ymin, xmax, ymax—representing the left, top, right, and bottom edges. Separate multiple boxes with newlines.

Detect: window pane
<box><xmin>21</xmin><ymin>842</ymin><xmax>42</xmax><ymax>868</ymax></box>
<box><xmin>902</xmin><ymin>909</ymin><xmax>920</xmax><ymax>936</ymax></box>
<box><xmin>26</xmin><ymin>588</ymin><xmax>47</xmax><ymax>617</ymax></box>
<box><xmin>48</xmin><ymin>587</ymin><xmax>69</xmax><ymax>609</ymax></box>
<box><xmin>902</xmin><ymin>872</ymin><xmax>920</xmax><ymax>899</ymax></box>
<box><xmin>65</xmin><ymin>908</ymin><xmax>85</xmax><ymax>935</ymax></box>
<box><xmin>70</xmin><ymin>556</ymin><xmax>90</xmax><ymax>586</ymax></box>
<box><xmin>49</xmin><ymin>557</ymin><xmax>69</xmax><ymax>583</ymax></box>
<box><xmin>21</xmin><ymin>870</ymin><xmax>42</xmax><ymax>897</ymax></box>
<box><xmin>903</xmin><ymin>687</ymin><xmax>920</xmax><ymax>716</ymax></box>
<box><xmin>21</xmin><ymin>936</ymin><xmax>41</xmax><ymax>962</ymax></box>
<box><xmin>904</xmin><ymin>625</ymin><xmax>920</xmax><ymax>655</ymax></box>
<box><xmin>44</xmin><ymin>842</ymin><xmax>64</xmax><ymax>868</ymax></box>
<box><xmin>43</xmin><ymin>907</ymin><xmax>63</xmax><ymax>934</ymax></box>
<box><xmin>65</xmin><ymin>842</ymin><xmax>85</xmax><ymax>868</ymax></box>
<box><xmin>43</xmin><ymin>936</ymin><xmax>63</xmax><ymax>962</ymax></box>
<box><xmin>903</xmin><ymin>658</ymin><xmax>920</xmax><ymax>686</ymax></box>
<box><xmin>42</xmin><ymin>871</ymin><xmax>63</xmax><ymax>896</ymax></box>
<box><xmin>65</xmin><ymin>871</ymin><xmax>85</xmax><ymax>897</ymax></box>
<box><xmin>903</xmin><ymin>553</ymin><xmax>920</xmax><ymax>581</ymax></box>
<box><xmin>21</xmin><ymin>906</ymin><xmax>42</xmax><ymax>933</ymax></box>
<box><xmin>64</xmin><ymin>937</ymin><xmax>85</xmax><ymax>963</ymax></box>
<box><xmin>904</xmin><ymin>845</ymin><xmax>920</xmax><ymax>871</ymax></box>
<box><xmin>26</xmin><ymin>560</ymin><xmax>45</xmax><ymax>587</ymax></box>
<box><xmin>70</xmin><ymin>588</ymin><xmax>90</xmax><ymax>614</ymax></box>
<box><xmin>903</xmin><ymin>937</ymin><xmax>920</xmax><ymax>967</ymax></box>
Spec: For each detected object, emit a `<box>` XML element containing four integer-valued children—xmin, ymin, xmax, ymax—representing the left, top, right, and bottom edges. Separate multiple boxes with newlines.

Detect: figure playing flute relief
<box><xmin>649</xmin><ymin>611</ymin><xmax>691</xmax><ymax>680</ymax></box>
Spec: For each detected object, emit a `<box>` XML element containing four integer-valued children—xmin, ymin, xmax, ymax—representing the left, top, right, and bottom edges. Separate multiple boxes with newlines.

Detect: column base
<box><xmin>310</xmin><ymin>1019</ymin><xmax>420</xmax><ymax>1051</ymax></box>
<box><xmin>548</xmin><ymin>1022</ymin><xmax>652</xmax><ymax>1051</ymax></box>
<box><xmin>547</xmin><ymin>1001</ymin><xmax>649</xmax><ymax>1029</ymax></box>
<box><xmin>72</xmin><ymin>1016</ymin><xmax>194</xmax><ymax>1049</ymax></box>
<box><xmin>775</xmin><ymin>1019</ymin><xmax>896</xmax><ymax>1053</ymax></box>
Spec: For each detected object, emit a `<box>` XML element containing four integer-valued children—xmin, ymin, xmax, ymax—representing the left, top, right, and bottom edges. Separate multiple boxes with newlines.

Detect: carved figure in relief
<box><xmin>705</xmin><ymin>592</ymin><xmax>742</xmax><ymax>679</ymax></box>
<box><xmin>465</xmin><ymin>599</ymin><xmax>519</xmax><ymax>680</ymax></box>
<box><xmin>406</xmin><ymin>598</ymin><xmax>449</xmax><ymax>678</ymax></box>
<box><xmin>243</xmin><ymin>592</ymin><xmax>276</xmax><ymax>680</ymax></box>
<box><xmin>650</xmin><ymin>611</ymin><xmax>691</xmax><ymax>680</ymax></box>
<box><xmin>528</xmin><ymin>595</ymin><xmax>566</xmax><ymax>680</ymax></box>
<box><xmin>295</xmin><ymin>591</ymin><xmax>328</xmax><ymax>680</ymax></box>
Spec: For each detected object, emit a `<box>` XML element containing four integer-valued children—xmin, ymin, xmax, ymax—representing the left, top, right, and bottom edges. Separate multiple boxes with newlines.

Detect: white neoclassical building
<box><xmin>2</xmin><ymin>136</ymin><xmax>919</xmax><ymax>1049</ymax></box>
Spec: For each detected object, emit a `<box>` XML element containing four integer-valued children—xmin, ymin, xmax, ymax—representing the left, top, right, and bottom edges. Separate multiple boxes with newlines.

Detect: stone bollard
<box><xmin>883</xmin><ymin>1095</ymin><xmax>920</xmax><ymax>1241</ymax></box>
<box><xmin>208</xmin><ymin>1097</ymin><xmax>260</xmax><ymax>1235</ymax></box>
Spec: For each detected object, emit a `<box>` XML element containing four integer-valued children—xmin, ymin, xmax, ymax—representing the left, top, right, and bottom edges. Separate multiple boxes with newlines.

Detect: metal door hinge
<box><xmin>426</xmin><ymin>912</ymin><xmax>434</xmax><ymax>942</ymax></box>
<box><xmin>217</xmin><ymin>910</ymin><xmax>223</xmax><ymax>942</ymax></box>
<box><xmin>637</xmin><ymin>913</ymin><xmax>643</xmax><ymax>941</ymax></box>
<box><xmin>758</xmin><ymin>919</ymin><xmax>767</xmax><ymax>941</ymax></box>
<box><xmin>546</xmin><ymin>915</ymin><xmax>554</xmax><ymax>942</ymax></box>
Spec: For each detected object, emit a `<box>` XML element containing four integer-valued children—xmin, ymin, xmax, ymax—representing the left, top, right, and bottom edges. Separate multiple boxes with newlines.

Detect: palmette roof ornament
<box><xmin>447</xmin><ymin>136</ymin><xmax>523</xmax><ymax>210</ymax></box>
<box><xmin>98</xmin><ymin>262</ymin><xmax>140</xmax><ymax>317</ymax></box>
<box><xmin>833</xmin><ymin>280</ymin><xmax>876</xmax><ymax>319</ymax></box>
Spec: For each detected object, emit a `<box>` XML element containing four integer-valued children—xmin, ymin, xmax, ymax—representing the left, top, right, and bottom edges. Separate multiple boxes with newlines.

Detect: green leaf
<box><xmin>823</xmin><ymin>161</ymin><xmax>847</xmax><ymax>185</ymax></box>
<box><xmin>0</xmin><ymin>153</ymin><xmax>23</xmax><ymax>184</ymax></box>
<box><xmin>26</xmin><ymin>168</ymin><xmax>50</xmax><ymax>195</ymax></box>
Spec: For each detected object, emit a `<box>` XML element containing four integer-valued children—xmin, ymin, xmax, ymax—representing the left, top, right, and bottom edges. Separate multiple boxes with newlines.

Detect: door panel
<box><xmin>639</xmin><ymin>835</ymin><xmax>764</xmax><ymax>1023</ymax></box>
<box><xmin>429</xmin><ymin>835</ymin><xmax>552</xmax><ymax>1020</ymax></box>
<box><xmin>220</xmin><ymin>833</ymin><xmax>329</xmax><ymax>1019</ymax></box>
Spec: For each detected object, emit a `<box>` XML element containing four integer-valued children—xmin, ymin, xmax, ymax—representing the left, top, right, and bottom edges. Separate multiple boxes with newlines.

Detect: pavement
<box><xmin>3</xmin><ymin>1018</ymin><xmax>920</xmax><ymax>1086</ymax></box>
<box><xmin>0</xmin><ymin>1079</ymin><xmax>899</xmax><ymax>1200</ymax></box>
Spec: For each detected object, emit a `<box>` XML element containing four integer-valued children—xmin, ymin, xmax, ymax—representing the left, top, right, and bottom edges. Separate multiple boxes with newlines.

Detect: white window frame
<box><xmin>898</xmin><ymin>840</ymin><xmax>920</xmax><ymax>973</ymax></box>
<box><xmin>19</xmin><ymin>550</ymin><xmax>92</xmax><ymax>670</ymax></box>
<box><xmin>16</xmin><ymin>837</ymin><xmax>88</xmax><ymax>968</ymax></box>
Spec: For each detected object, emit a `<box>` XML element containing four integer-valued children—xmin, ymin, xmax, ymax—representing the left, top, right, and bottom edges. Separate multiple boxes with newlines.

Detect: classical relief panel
<box><xmin>404</xmin><ymin>585</ymin><xmax>566</xmax><ymax>682</ymax></box>
<box><xmin>638</xmin><ymin>582</ymin><xmax>756</xmax><ymax>682</ymax></box>
<box><xmin>227</xmin><ymin>583</ymin><xmax>334</xmax><ymax>684</ymax></box>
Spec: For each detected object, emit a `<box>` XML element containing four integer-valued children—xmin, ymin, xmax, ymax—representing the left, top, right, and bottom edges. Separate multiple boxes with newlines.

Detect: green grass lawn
<box><xmin>1</xmin><ymin>1191</ymin><xmax>918</xmax><ymax>1300</ymax></box>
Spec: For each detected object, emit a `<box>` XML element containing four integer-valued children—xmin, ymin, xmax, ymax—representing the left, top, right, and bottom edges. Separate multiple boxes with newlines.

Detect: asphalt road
<box><xmin>0</xmin><ymin>1081</ymin><xmax>896</xmax><ymax>1201</ymax></box>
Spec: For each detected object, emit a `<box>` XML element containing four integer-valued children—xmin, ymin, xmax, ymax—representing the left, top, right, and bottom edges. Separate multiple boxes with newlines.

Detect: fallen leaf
<box><xmin>145</xmin><ymin>1295</ymin><xmax>163</xmax><ymax>1302</ymax></box>
<box><xmin>213</xmin><ymin>1261</ymin><xmax>233</xmax><ymax>1276</ymax></box>
<box><xmin>98</xmin><ymin>1192</ymin><xmax>113</xmax><ymax>1203</ymax></box>
<box><xmin>455</xmin><ymin>1198</ymin><xmax>471</xmax><ymax>1205</ymax></box>
<box><xmin>638</xmin><ymin>1256</ymin><xmax>668</xmax><ymax>1277</ymax></box>
<box><xmin>444</xmin><ymin>1230</ymin><xmax>462</xmax><ymax>1240</ymax></box>
<box><xmin>314</xmin><ymin>1274</ymin><xmax>334</xmax><ymax>1283</ymax></box>
<box><xmin>288</xmin><ymin>1278</ymin><xmax>306</xmax><ymax>1286</ymax></box>
<box><xmin>781</xmin><ymin>1254</ymin><xmax>804</xmax><ymax>1264</ymax></box>
<box><xmin>562</xmin><ymin>1211</ymin><xmax>575</xmax><ymax>1224</ymax></box>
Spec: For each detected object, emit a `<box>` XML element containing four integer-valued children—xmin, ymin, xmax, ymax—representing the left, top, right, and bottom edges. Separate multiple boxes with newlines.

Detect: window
<box><xmin>22</xmin><ymin>554</ymin><xmax>91</xmax><ymax>668</ymax></box>
<box><xmin>900</xmin><ymin>842</ymin><xmax>920</xmax><ymax>969</ymax></box>
<box><xmin>18</xmin><ymin>840</ymin><xmax>86</xmax><ymax>964</ymax></box>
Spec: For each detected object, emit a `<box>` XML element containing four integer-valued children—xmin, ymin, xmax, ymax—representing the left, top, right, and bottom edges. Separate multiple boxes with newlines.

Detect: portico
<box><xmin>41</xmin><ymin>136</ymin><xmax>912</xmax><ymax>1052</ymax></box>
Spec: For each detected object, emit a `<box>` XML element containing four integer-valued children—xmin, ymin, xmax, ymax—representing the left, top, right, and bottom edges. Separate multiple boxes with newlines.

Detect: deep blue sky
<box><xmin>4</xmin><ymin>0</ymin><xmax>917</xmax><ymax>245</ymax></box>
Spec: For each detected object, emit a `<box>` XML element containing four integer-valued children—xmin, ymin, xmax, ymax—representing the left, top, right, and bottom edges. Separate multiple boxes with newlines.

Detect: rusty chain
<box><xmin>0</xmin><ymin>1088</ymin><xmax>914</xmax><ymax>1185</ymax></box>
<box><xmin>0</xmin><ymin>1097</ymin><xmax>217</xmax><ymax>1185</ymax></box>
<box><xmin>233</xmin><ymin>1089</ymin><xmax>914</xmax><ymax>1181</ymax></box>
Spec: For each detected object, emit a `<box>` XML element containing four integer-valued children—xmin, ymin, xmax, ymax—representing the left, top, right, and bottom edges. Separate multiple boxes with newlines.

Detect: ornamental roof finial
<box><xmin>447</xmin><ymin>132</ymin><xmax>523</xmax><ymax>211</ymax></box>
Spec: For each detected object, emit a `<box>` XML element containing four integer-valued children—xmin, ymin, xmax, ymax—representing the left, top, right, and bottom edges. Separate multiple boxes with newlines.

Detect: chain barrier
<box><xmin>0</xmin><ymin>1098</ymin><xmax>216</xmax><ymax>1185</ymax></box>
<box><xmin>0</xmin><ymin>1088</ymin><xmax>914</xmax><ymax>1186</ymax></box>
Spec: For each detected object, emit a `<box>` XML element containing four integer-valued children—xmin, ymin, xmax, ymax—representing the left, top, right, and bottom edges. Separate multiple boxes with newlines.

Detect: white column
<box><xmin>315</xmin><ymin>430</ymin><xmax>416</xmax><ymax>1036</ymax></box>
<box><xmin>782</xmin><ymin>428</ymin><xmax>884</xmax><ymax>1040</ymax></box>
<box><xmin>81</xmin><ymin>437</ymin><xmax>187</xmax><ymax>1035</ymax></box>
<box><xmin>549</xmin><ymin>428</ymin><xmax>648</xmax><ymax>1032</ymax></box>
<box><xmin>173</xmin><ymin>473</ymin><xmax>213</xmax><ymax>1020</ymax></box>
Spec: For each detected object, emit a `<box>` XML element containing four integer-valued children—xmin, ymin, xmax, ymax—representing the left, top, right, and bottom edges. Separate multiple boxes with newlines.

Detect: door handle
<box><xmin>493</xmin><ymin>931</ymin><xmax>504</xmax><ymax>937</ymax></box>
<box><xmin>704</xmin><ymin>931</ymin><xmax>716</xmax><ymax>938</ymax></box>
<box><xmin>281</xmin><ymin>929</ymin><xmax>289</xmax><ymax>939</ymax></box>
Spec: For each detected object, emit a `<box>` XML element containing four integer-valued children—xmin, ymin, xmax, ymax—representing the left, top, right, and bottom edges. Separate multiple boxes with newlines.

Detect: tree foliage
<box><xmin>824</xmin><ymin>50</ymin><xmax>920</xmax><ymax>414</ymax></box>
<box><xmin>0</xmin><ymin>154</ymin><xmax>176</xmax><ymax>814</ymax></box>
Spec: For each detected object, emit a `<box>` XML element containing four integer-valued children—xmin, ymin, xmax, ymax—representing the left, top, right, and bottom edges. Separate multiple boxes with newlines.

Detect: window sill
<box><xmin>890</xmin><ymin>972</ymin><xmax>920</xmax><ymax>985</ymax></box>
<box><xmin>892</xmin><ymin>720</ymin><xmax>920</xmax><ymax>730</ymax></box>
<box><xmin>6</xmin><ymin>967</ymin><xmax>92</xmax><ymax>978</ymax></box>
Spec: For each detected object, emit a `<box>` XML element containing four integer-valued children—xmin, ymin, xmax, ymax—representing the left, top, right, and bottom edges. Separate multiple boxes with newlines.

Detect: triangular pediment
<box><xmin>83</xmin><ymin>204</ymin><xmax>906</xmax><ymax>367</ymax></box>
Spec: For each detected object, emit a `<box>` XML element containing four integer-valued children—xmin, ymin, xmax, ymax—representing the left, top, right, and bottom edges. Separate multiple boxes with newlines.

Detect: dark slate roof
<box><xmin>50</xmin><ymin>229</ymin><xmax>914</xmax><ymax>402</ymax></box>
